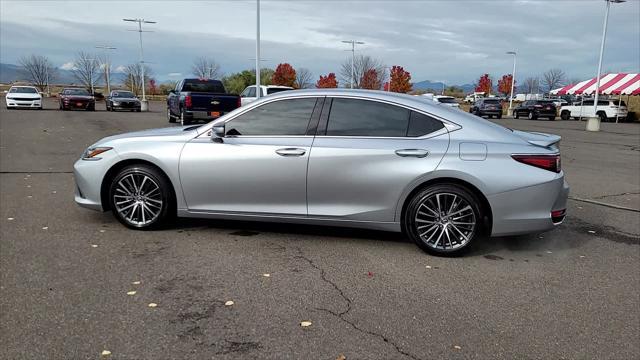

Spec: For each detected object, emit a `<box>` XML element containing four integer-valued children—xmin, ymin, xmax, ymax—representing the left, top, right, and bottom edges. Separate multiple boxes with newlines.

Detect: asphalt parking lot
<box><xmin>1</xmin><ymin>99</ymin><xmax>638</xmax><ymax>359</ymax></box>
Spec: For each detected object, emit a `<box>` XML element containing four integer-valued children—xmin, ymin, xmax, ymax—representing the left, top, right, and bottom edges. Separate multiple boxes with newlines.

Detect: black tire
<box><xmin>513</xmin><ymin>110</ymin><xmax>519</xmax><ymax>119</ymax></box>
<box><xmin>488</xmin><ymin>115</ymin><xmax>493</xmax><ymax>119</ymax></box>
<box><xmin>561</xmin><ymin>110</ymin><xmax>570</xmax><ymax>120</ymax></box>
<box><xmin>548</xmin><ymin>116</ymin><xmax>555</xmax><ymax>121</ymax></box>
<box><xmin>136</xmin><ymin>109</ymin><xmax>141</xmax><ymax>112</ymax></box>
<box><xmin>528</xmin><ymin>111</ymin><xmax>537</xmax><ymax>120</ymax></box>
<box><xmin>597</xmin><ymin>111</ymin><xmax>607</xmax><ymax>123</ymax></box>
<box><xmin>108</xmin><ymin>164</ymin><xmax>175</xmax><ymax>230</ymax></box>
<box><xmin>167</xmin><ymin>108</ymin><xmax>176</xmax><ymax>123</ymax></box>
<box><xmin>180</xmin><ymin>108</ymin><xmax>190</xmax><ymax>126</ymax></box>
<box><xmin>497</xmin><ymin>113</ymin><xmax>502</xmax><ymax>119</ymax></box>
<box><xmin>87</xmin><ymin>104</ymin><xmax>95</xmax><ymax>111</ymax></box>
<box><xmin>403</xmin><ymin>184</ymin><xmax>482</xmax><ymax>256</ymax></box>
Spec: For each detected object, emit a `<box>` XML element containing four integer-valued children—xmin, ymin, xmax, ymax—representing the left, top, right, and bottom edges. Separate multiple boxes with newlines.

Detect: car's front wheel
<box><xmin>403</xmin><ymin>184</ymin><xmax>482</xmax><ymax>256</ymax></box>
<box><xmin>528</xmin><ymin>111</ymin><xmax>537</xmax><ymax>120</ymax></box>
<box><xmin>108</xmin><ymin>165</ymin><xmax>174</xmax><ymax>230</ymax></box>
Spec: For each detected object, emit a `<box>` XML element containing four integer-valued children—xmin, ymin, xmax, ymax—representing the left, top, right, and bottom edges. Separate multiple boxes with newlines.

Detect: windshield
<box><xmin>64</xmin><ymin>89</ymin><xmax>90</xmax><ymax>96</ymax></box>
<box><xmin>266</xmin><ymin>88</ymin><xmax>291</xmax><ymax>95</ymax></box>
<box><xmin>437</xmin><ymin>97</ymin><xmax>457</xmax><ymax>104</ymax></box>
<box><xmin>182</xmin><ymin>80</ymin><xmax>226</xmax><ymax>93</ymax></box>
<box><xmin>10</xmin><ymin>87</ymin><xmax>38</xmax><ymax>94</ymax></box>
<box><xmin>112</xmin><ymin>91</ymin><xmax>136</xmax><ymax>98</ymax></box>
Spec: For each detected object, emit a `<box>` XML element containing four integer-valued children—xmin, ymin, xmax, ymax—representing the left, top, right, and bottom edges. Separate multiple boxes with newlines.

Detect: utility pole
<box><xmin>506</xmin><ymin>51</ymin><xmax>517</xmax><ymax>114</ymax></box>
<box><xmin>123</xmin><ymin>18</ymin><xmax>156</xmax><ymax>111</ymax></box>
<box><xmin>342</xmin><ymin>40</ymin><xmax>365</xmax><ymax>89</ymax></box>
<box><xmin>96</xmin><ymin>45</ymin><xmax>116</xmax><ymax>95</ymax></box>
<box><xmin>256</xmin><ymin>0</ymin><xmax>261</xmax><ymax>99</ymax></box>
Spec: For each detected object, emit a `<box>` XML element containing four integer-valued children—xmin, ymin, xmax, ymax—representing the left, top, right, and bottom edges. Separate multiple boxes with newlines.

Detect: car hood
<box><xmin>96</xmin><ymin>126</ymin><xmax>196</xmax><ymax>146</ymax></box>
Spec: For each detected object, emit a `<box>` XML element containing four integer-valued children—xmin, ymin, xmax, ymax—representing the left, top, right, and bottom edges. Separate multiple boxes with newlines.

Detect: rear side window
<box><xmin>407</xmin><ymin>111</ymin><xmax>445</xmax><ymax>137</ymax></box>
<box><xmin>226</xmin><ymin>98</ymin><xmax>317</xmax><ymax>136</ymax></box>
<box><xmin>326</xmin><ymin>98</ymin><xmax>409</xmax><ymax>137</ymax></box>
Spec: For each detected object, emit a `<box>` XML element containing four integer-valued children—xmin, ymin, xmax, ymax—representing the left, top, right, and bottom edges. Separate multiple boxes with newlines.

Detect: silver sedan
<box><xmin>74</xmin><ymin>89</ymin><xmax>569</xmax><ymax>255</ymax></box>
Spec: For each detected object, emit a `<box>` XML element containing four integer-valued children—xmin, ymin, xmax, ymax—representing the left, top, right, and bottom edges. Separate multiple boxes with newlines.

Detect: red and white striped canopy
<box><xmin>551</xmin><ymin>73</ymin><xmax>640</xmax><ymax>96</ymax></box>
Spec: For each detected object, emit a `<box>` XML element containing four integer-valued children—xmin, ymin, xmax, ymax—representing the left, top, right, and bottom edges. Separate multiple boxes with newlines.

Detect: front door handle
<box><xmin>276</xmin><ymin>148</ymin><xmax>306</xmax><ymax>157</ymax></box>
<box><xmin>395</xmin><ymin>149</ymin><xmax>429</xmax><ymax>158</ymax></box>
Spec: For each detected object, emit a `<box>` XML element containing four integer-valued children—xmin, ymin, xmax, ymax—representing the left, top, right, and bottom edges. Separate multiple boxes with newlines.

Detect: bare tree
<box><xmin>71</xmin><ymin>52</ymin><xmax>101</xmax><ymax>92</ymax></box>
<box><xmin>18</xmin><ymin>55</ymin><xmax>57</xmax><ymax>92</ymax></box>
<box><xmin>295</xmin><ymin>68</ymin><xmax>313</xmax><ymax>89</ymax></box>
<box><xmin>340</xmin><ymin>55</ymin><xmax>386</xmax><ymax>89</ymax></box>
<box><xmin>191</xmin><ymin>57</ymin><xmax>221</xmax><ymax>79</ymax></box>
<box><xmin>541</xmin><ymin>69</ymin><xmax>566</xmax><ymax>94</ymax></box>
<box><xmin>121</xmin><ymin>63</ymin><xmax>153</xmax><ymax>96</ymax></box>
<box><xmin>522</xmin><ymin>77</ymin><xmax>540</xmax><ymax>94</ymax></box>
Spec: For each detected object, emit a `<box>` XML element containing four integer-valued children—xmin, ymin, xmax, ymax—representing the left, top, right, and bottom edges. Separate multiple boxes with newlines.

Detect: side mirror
<box><xmin>211</xmin><ymin>124</ymin><xmax>225</xmax><ymax>142</ymax></box>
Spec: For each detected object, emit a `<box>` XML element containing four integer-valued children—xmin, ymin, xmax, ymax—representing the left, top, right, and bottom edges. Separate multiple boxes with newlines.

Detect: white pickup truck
<box><xmin>239</xmin><ymin>85</ymin><xmax>294</xmax><ymax>106</ymax></box>
<box><xmin>559</xmin><ymin>99</ymin><xmax>628</xmax><ymax>122</ymax></box>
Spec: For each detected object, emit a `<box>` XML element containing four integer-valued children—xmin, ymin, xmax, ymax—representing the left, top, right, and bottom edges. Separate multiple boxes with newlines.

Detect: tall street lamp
<box><xmin>342</xmin><ymin>40</ymin><xmax>365</xmax><ymax>89</ymax></box>
<box><xmin>255</xmin><ymin>0</ymin><xmax>261</xmax><ymax>99</ymax></box>
<box><xmin>123</xmin><ymin>18</ymin><xmax>156</xmax><ymax>111</ymax></box>
<box><xmin>96</xmin><ymin>45</ymin><xmax>116</xmax><ymax>95</ymax></box>
<box><xmin>506</xmin><ymin>51</ymin><xmax>517</xmax><ymax>114</ymax></box>
<box><xmin>587</xmin><ymin>0</ymin><xmax>626</xmax><ymax>132</ymax></box>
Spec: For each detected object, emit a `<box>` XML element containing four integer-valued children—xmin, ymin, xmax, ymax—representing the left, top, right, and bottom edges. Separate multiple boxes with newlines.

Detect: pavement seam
<box><xmin>294</xmin><ymin>250</ymin><xmax>422</xmax><ymax>360</ymax></box>
<box><xmin>569</xmin><ymin>196</ymin><xmax>640</xmax><ymax>213</ymax></box>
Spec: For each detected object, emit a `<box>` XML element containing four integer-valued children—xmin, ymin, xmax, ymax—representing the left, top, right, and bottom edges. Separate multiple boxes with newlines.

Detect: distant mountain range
<box><xmin>2</xmin><ymin>62</ymin><xmax>480</xmax><ymax>93</ymax></box>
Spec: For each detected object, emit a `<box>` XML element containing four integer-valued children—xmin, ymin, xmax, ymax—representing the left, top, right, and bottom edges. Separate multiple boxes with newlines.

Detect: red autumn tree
<box><xmin>271</xmin><ymin>63</ymin><xmax>297</xmax><ymax>87</ymax></box>
<box><xmin>389</xmin><ymin>65</ymin><xmax>412</xmax><ymax>93</ymax></box>
<box><xmin>316</xmin><ymin>73</ymin><xmax>338</xmax><ymax>88</ymax></box>
<box><xmin>148</xmin><ymin>78</ymin><xmax>157</xmax><ymax>95</ymax></box>
<box><xmin>475</xmin><ymin>74</ymin><xmax>492</xmax><ymax>94</ymax></box>
<box><xmin>497</xmin><ymin>74</ymin><xmax>515</xmax><ymax>97</ymax></box>
<box><xmin>360</xmin><ymin>69</ymin><xmax>381</xmax><ymax>90</ymax></box>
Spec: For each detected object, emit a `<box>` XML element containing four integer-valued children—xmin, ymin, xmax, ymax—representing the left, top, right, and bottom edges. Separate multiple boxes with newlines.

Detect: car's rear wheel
<box><xmin>403</xmin><ymin>184</ymin><xmax>481</xmax><ymax>256</ymax></box>
<box><xmin>109</xmin><ymin>165</ymin><xmax>174</xmax><ymax>230</ymax></box>
<box><xmin>180</xmin><ymin>108</ymin><xmax>190</xmax><ymax>126</ymax></box>
<box><xmin>513</xmin><ymin>110</ymin><xmax>519</xmax><ymax>119</ymax></box>
<box><xmin>561</xmin><ymin>110</ymin><xmax>570</xmax><ymax>120</ymax></box>
<box><xmin>497</xmin><ymin>113</ymin><xmax>502</xmax><ymax>119</ymax></box>
<box><xmin>597</xmin><ymin>111</ymin><xmax>607</xmax><ymax>123</ymax></box>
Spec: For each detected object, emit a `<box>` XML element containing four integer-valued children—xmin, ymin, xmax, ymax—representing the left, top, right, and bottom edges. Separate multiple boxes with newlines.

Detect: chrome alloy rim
<box><xmin>414</xmin><ymin>193</ymin><xmax>476</xmax><ymax>250</ymax></box>
<box><xmin>113</xmin><ymin>173</ymin><xmax>163</xmax><ymax>227</ymax></box>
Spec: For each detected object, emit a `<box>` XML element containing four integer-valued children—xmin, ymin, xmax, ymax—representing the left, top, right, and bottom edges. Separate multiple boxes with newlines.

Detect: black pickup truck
<box><xmin>167</xmin><ymin>79</ymin><xmax>241</xmax><ymax>125</ymax></box>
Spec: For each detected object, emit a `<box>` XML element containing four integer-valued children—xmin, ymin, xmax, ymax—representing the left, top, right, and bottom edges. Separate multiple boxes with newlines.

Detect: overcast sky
<box><xmin>1</xmin><ymin>0</ymin><xmax>639</xmax><ymax>85</ymax></box>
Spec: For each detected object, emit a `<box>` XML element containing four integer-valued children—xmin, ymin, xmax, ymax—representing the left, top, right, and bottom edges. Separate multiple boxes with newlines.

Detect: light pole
<box><xmin>96</xmin><ymin>45</ymin><xmax>116</xmax><ymax>95</ymax></box>
<box><xmin>342</xmin><ymin>40</ymin><xmax>364</xmax><ymax>89</ymax></box>
<box><xmin>587</xmin><ymin>0</ymin><xmax>625</xmax><ymax>132</ymax></box>
<box><xmin>506</xmin><ymin>51</ymin><xmax>517</xmax><ymax>114</ymax></box>
<box><xmin>123</xmin><ymin>18</ymin><xmax>155</xmax><ymax>111</ymax></box>
<box><xmin>256</xmin><ymin>0</ymin><xmax>261</xmax><ymax>99</ymax></box>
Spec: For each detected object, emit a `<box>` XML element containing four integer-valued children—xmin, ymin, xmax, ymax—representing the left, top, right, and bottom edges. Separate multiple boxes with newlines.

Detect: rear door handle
<box><xmin>395</xmin><ymin>149</ymin><xmax>429</xmax><ymax>158</ymax></box>
<box><xmin>276</xmin><ymin>148</ymin><xmax>306</xmax><ymax>157</ymax></box>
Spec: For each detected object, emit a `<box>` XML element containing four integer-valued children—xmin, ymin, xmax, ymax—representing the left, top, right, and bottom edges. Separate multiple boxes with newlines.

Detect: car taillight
<box><xmin>551</xmin><ymin>209</ymin><xmax>566</xmax><ymax>224</ymax></box>
<box><xmin>512</xmin><ymin>154</ymin><xmax>561</xmax><ymax>173</ymax></box>
<box><xmin>534</xmin><ymin>104</ymin><xmax>542</xmax><ymax>108</ymax></box>
<box><xmin>185</xmin><ymin>95</ymin><xmax>192</xmax><ymax>108</ymax></box>
<box><xmin>237</xmin><ymin>96</ymin><xmax>241</xmax><ymax>108</ymax></box>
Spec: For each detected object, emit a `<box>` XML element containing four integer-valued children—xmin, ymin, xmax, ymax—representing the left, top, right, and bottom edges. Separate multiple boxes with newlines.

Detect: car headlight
<box><xmin>112</xmin><ymin>101</ymin><xmax>120</xmax><ymax>106</ymax></box>
<box><xmin>82</xmin><ymin>147</ymin><xmax>112</xmax><ymax>160</ymax></box>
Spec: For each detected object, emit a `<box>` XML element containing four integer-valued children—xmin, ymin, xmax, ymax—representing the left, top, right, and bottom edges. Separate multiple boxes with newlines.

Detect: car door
<box><xmin>179</xmin><ymin>96</ymin><xmax>322</xmax><ymax>215</ymax></box>
<box><xmin>307</xmin><ymin>97</ymin><xmax>450</xmax><ymax>222</ymax></box>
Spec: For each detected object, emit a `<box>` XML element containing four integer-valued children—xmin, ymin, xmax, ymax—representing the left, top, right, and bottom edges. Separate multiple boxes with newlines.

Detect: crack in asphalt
<box><xmin>592</xmin><ymin>191</ymin><xmax>640</xmax><ymax>200</ymax></box>
<box><xmin>294</xmin><ymin>250</ymin><xmax>421</xmax><ymax>360</ymax></box>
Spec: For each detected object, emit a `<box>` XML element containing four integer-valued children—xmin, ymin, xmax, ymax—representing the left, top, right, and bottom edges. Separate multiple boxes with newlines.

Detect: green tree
<box><xmin>222</xmin><ymin>68</ymin><xmax>274</xmax><ymax>94</ymax></box>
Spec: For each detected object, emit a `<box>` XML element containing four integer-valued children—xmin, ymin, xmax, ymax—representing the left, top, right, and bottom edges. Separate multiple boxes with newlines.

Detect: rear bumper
<box><xmin>184</xmin><ymin>110</ymin><xmax>223</xmax><ymax>120</ymax></box>
<box><xmin>481</xmin><ymin>109</ymin><xmax>502</xmax><ymax>115</ymax></box>
<box><xmin>488</xmin><ymin>175</ymin><xmax>570</xmax><ymax>237</ymax></box>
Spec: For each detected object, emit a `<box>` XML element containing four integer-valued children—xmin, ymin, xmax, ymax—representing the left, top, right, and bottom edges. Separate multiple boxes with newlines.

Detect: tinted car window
<box><xmin>182</xmin><ymin>80</ymin><xmax>226</xmax><ymax>93</ymax></box>
<box><xmin>64</xmin><ymin>89</ymin><xmax>90</xmax><ymax>95</ymax></box>
<box><xmin>267</xmin><ymin>88</ymin><xmax>291</xmax><ymax>95</ymax></box>
<box><xmin>483</xmin><ymin>99</ymin><xmax>501</xmax><ymax>104</ymax></box>
<box><xmin>112</xmin><ymin>91</ymin><xmax>135</xmax><ymax>98</ymax></box>
<box><xmin>407</xmin><ymin>111</ymin><xmax>445</xmax><ymax>137</ymax></box>
<box><xmin>226</xmin><ymin>98</ymin><xmax>317</xmax><ymax>136</ymax></box>
<box><xmin>326</xmin><ymin>98</ymin><xmax>409</xmax><ymax>137</ymax></box>
<box><xmin>248</xmin><ymin>87</ymin><xmax>256</xmax><ymax>97</ymax></box>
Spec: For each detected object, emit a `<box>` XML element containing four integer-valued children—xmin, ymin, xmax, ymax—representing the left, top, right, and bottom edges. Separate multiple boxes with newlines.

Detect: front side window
<box><xmin>225</xmin><ymin>98</ymin><xmax>317</xmax><ymax>136</ymax></box>
<box><xmin>326</xmin><ymin>98</ymin><xmax>409</xmax><ymax>137</ymax></box>
<box><xmin>247</xmin><ymin>87</ymin><xmax>256</xmax><ymax>97</ymax></box>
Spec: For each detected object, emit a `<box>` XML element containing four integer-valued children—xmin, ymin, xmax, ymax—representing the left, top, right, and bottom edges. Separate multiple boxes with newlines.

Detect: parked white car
<box><xmin>464</xmin><ymin>92</ymin><xmax>485</xmax><ymax>103</ymax></box>
<box><xmin>5</xmin><ymin>86</ymin><xmax>42</xmax><ymax>109</ymax></box>
<box><xmin>560</xmin><ymin>99</ymin><xmax>628</xmax><ymax>122</ymax></box>
<box><xmin>240</xmin><ymin>85</ymin><xmax>294</xmax><ymax>106</ymax></box>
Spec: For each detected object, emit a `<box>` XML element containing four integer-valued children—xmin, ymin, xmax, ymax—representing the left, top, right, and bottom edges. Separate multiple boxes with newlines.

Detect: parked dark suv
<box><xmin>470</xmin><ymin>98</ymin><xmax>503</xmax><ymax>119</ymax></box>
<box><xmin>513</xmin><ymin>100</ymin><xmax>557</xmax><ymax>120</ymax></box>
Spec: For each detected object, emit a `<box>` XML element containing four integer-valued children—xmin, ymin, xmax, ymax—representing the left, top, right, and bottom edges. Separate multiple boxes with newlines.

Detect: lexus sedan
<box><xmin>59</xmin><ymin>88</ymin><xmax>95</xmax><ymax>111</ymax></box>
<box><xmin>74</xmin><ymin>89</ymin><xmax>569</xmax><ymax>255</ymax></box>
<box><xmin>106</xmin><ymin>90</ymin><xmax>141</xmax><ymax>112</ymax></box>
<box><xmin>5</xmin><ymin>86</ymin><xmax>42</xmax><ymax>109</ymax></box>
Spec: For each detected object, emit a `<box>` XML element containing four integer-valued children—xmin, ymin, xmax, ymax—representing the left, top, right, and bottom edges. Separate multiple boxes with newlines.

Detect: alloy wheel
<box><xmin>112</xmin><ymin>172</ymin><xmax>163</xmax><ymax>227</ymax></box>
<box><xmin>414</xmin><ymin>192</ymin><xmax>476</xmax><ymax>251</ymax></box>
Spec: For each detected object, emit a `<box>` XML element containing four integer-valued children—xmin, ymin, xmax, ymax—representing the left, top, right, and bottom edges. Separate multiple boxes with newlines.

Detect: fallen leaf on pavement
<box><xmin>336</xmin><ymin>355</ymin><xmax>346</xmax><ymax>360</ymax></box>
<box><xmin>225</xmin><ymin>300</ymin><xmax>234</xmax><ymax>306</ymax></box>
<box><xmin>262</xmin><ymin>273</ymin><xmax>271</xmax><ymax>277</ymax></box>
<box><xmin>127</xmin><ymin>291</ymin><xmax>136</xmax><ymax>296</ymax></box>
<box><xmin>99</xmin><ymin>229</ymin><xmax>106</xmax><ymax>233</ymax></box>
<box><xmin>148</xmin><ymin>303</ymin><xmax>157</xmax><ymax>308</ymax></box>
<box><xmin>453</xmin><ymin>345</ymin><xmax>461</xmax><ymax>350</ymax></box>
<box><xmin>132</xmin><ymin>281</ymin><xmax>141</xmax><ymax>285</ymax></box>
<box><xmin>425</xmin><ymin>265</ymin><xmax>432</xmax><ymax>269</ymax></box>
<box><xmin>300</xmin><ymin>321</ymin><xmax>312</xmax><ymax>327</ymax></box>
<box><xmin>588</xmin><ymin>230</ymin><xmax>596</xmax><ymax>234</ymax></box>
<box><xmin>42</xmin><ymin>226</ymin><xmax>48</xmax><ymax>230</ymax></box>
<box><xmin>7</xmin><ymin>217</ymin><xmax>14</xmax><ymax>221</ymax></box>
<box><xmin>579</xmin><ymin>255</ymin><xmax>585</xmax><ymax>258</ymax></box>
<box><xmin>101</xmin><ymin>350</ymin><xmax>111</xmax><ymax>356</ymax></box>
<box><xmin>367</xmin><ymin>271</ymin><xmax>374</xmax><ymax>277</ymax></box>
<box><xmin>91</xmin><ymin>244</ymin><xmax>98</xmax><ymax>248</ymax></box>
<box><xmin>546</xmin><ymin>251</ymin><xmax>552</xmax><ymax>254</ymax></box>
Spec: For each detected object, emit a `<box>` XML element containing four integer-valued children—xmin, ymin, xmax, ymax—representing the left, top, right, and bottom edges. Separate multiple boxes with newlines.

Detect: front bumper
<box><xmin>6</xmin><ymin>99</ymin><xmax>41</xmax><ymax>108</ymax></box>
<box><xmin>488</xmin><ymin>175</ymin><xmax>570</xmax><ymax>237</ymax></box>
<box><xmin>73</xmin><ymin>150</ymin><xmax>121</xmax><ymax>212</ymax></box>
